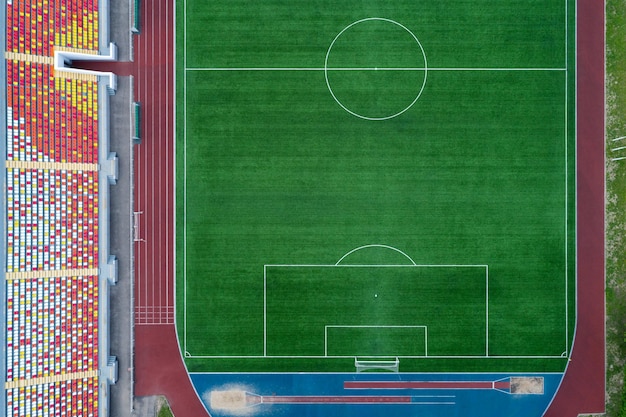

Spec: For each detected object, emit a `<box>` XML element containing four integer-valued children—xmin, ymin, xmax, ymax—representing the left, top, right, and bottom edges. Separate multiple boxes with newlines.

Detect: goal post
<box><xmin>355</xmin><ymin>357</ymin><xmax>400</xmax><ymax>373</ymax></box>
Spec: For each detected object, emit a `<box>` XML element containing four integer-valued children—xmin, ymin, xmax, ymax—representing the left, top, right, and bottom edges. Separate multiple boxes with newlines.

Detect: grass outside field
<box><xmin>605</xmin><ymin>0</ymin><xmax>626</xmax><ymax>415</ymax></box>
<box><xmin>176</xmin><ymin>0</ymin><xmax>576</xmax><ymax>373</ymax></box>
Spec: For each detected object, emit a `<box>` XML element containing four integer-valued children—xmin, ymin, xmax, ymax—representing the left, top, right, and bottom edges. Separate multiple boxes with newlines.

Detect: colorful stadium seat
<box><xmin>4</xmin><ymin>0</ymin><xmax>103</xmax><ymax>415</ymax></box>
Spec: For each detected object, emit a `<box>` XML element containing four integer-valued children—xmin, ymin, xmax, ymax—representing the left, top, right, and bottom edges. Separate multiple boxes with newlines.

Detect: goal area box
<box><xmin>263</xmin><ymin>265</ymin><xmax>488</xmax><ymax>358</ymax></box>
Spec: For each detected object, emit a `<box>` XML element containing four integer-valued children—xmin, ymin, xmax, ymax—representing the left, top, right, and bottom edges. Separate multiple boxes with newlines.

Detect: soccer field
<box><xmin>176</xmin><ymin>0</ymin><xmax>576</xmax><ymax>374</ymax></box>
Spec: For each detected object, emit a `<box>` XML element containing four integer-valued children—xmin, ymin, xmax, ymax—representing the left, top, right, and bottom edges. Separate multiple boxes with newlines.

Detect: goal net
<box><xmin>354</xmin><ymin>357</ymin><xmax>400</xmax><ymax>373</ymax></box>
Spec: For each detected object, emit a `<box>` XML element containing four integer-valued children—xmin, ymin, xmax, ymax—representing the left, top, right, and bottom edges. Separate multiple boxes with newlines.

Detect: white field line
<box><xmin>185</xmin><ymin>67</ymin><xmax>567</xmax><ymax>72</ymax></box>
<box><xmin>171</xmin><ymin>0</ymin><xmax>177</xmax><ymax>328</ymax></box>
<box><xmin>573</xmin><ymin>0</ymin><xmax>580</xmax><ymax>364</ymax></box>
<box><xmin>166</xmin><ymin>0</ymin><xmax>171</xmax><ymax>323</ymax></box>
<box><xmin>151</xmin><ymin>0</ymin><xmax>156</xmax><ymax>322</ymax></box>
<box><xmin>184</xmin><ymin>354</ymin><xmax>568</xmax><ymax>359</ymax></box>
<box><xmin>182</xmin><ymin>14</ymin><xmax>573</xmax><ymax>355</ymax></box>
<box><xmin>565</xmin><ymin>64</ymin><xmax>569</xmax><ymax>355</ymax></box>
<box><xmin>188</xmin><ymin>371</ymin><xmax>562</xmax><ymax>375</ymax></box>
<box><xmin>336</xmin><ymin>244</ymin><xmax>417</xmax><ymax>266</ymax></box>
<box><xmin>564</xmin><ymin>0</ymin><xmax>570</xmax><ymax>356</ymax></box>
<box><xmin>265</xmin><ymin>264</ymin><xmax>488</xmax><ymax>268</ymax></box>
<box><xmin>486</xmin><ymin>265</ymin><xmax>489</xmax><ymax>357</ymax></box>
<box><xmin>565</xmin><ymin>0</ymin><xmax>568</xmax><ymax>71</ymax></box>
<box><xmin>182</xmin><ymin>0</ymin><xmax>188</xmax><ymax>351</ymax></box>
<box><xmin>264</xmin><ymin>266</ymin><xmax>267</xmax><ymax>356</ymax></box>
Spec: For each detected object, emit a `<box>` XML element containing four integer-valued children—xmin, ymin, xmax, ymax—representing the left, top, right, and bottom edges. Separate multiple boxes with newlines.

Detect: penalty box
<box><xmin>264</xmin><ymin>264</ymin><xmax>489</xmax><ymax>358</ymax></box>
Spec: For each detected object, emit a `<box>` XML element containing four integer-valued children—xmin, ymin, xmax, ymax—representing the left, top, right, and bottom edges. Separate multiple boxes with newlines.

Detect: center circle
<box><xmin>324</xmin><ymin>18</ymin><xmax>428</xmax><ymax>121</ymax></box>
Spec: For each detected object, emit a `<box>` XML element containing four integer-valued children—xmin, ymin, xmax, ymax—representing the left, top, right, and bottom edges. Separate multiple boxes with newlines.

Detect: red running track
<box><xmin>132</xmin><ymin>0</ymin><xmax>175</xmax><ymax>326</ymax></box>
<box><xmin>129</xmin><ymin>0</ymin><xmax>210</xmax><ymax>415</ymax></box>
<box><xmin>134</xmin><ymin>326</ymin><xmax>209</xmax><ymax>416</ymax></box>
<box><xmin>129</xmin><ymin>0</ymin><xmax>605</xmax><ymax>416</ymax></box>
<box><xmin>544</xmin><ymin>0</ymin><xmax>606</xmax><ymax>415</ymax></box>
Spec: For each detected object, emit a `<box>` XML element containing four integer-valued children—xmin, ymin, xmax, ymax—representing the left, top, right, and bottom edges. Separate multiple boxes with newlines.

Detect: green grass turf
<box><xmin>265</xmin><ymin>266</ymin><xmax>487</xmax><ymax>357</ymax></box>
<box><xmin>183</xmin><ymin>0</ymin><xmax>566</xmax><ymax>69</ymax></box>
<box><xmin>157</xmin><ymin>399</ymin><xmax>173</xmax><ymax>417</ymax></box>
<box><xmin>176</xmin><ymin>0</ymin><xmax>576</xmax><ymax>373</ymax></box>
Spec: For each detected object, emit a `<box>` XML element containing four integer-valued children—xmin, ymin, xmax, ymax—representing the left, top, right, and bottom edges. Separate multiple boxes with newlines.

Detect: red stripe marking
<box><xmin>344</xmin><ymin>381</ymin><xmax>509</xmax><ymax>390</ymax></box>
<box><xmin>494</xmin><ymin>381</ymin><xmax>510</xmax><ymax>390</ymax></box>
<box><xmin>262</xmin><ymin>395</ymin><xmax>412</xmax><ymax>404</ymax></box>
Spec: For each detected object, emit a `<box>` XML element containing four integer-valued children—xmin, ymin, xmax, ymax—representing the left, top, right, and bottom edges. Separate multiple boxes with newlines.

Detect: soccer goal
<box><xmin>355</xmin><ymin>357</ymin><xmax>400</xmax><ymax>373</ymax></box>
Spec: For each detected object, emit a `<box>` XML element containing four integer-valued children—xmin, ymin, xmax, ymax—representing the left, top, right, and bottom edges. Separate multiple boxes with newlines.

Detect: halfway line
<box><xmin>185</xmin><ymin>67</ymin><xmax>567</xmax><ymax>72</ymax></box>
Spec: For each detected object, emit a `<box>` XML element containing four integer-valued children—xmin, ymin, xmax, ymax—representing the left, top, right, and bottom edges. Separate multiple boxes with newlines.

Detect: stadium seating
<box><xmin>6</xmin><ymin>168</ymin><xmax>98</xmax><ymax>271</ymax></box>
<box><xmin>6</xmin><ymin>60</ymin><xmax>99</xmax><ymax>163</ymax></box>
<box><xmin>5</xmin><ymin>276</ymin><xmax>99</xmax><ymax>380</ymax></box>
<box><xmin>4</xmin><ymin>0</ymin><xmax>103</xmax><ymax>415</ymax></box>
<box><xmin>6</xmin><ymin>378</ymin><xmax>99</xmax><ymax>417</ymax></box>
<box><xmin>6</xmin><ymin>0</ymin><xmax>99</xmax><ymax>55</ymax></box>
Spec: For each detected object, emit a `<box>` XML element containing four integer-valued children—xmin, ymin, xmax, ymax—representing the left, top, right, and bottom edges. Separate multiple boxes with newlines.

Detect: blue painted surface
<box><xmin>190</xmin><ymin>372</ymin><xmax>563</xmax><ymax>417</ymax></box>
